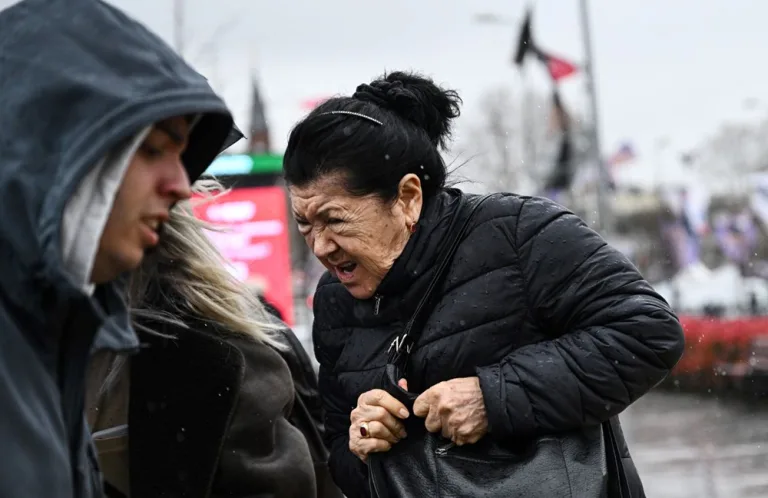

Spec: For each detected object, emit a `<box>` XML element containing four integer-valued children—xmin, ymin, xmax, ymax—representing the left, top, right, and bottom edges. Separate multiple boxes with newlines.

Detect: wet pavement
<box><xmin>622</xmin><ymin>390</ymin><xmax>768</xmax><ymax>497</ymax></box>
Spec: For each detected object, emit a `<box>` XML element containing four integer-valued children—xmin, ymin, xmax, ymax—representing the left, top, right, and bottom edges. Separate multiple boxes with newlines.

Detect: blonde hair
<box><xmin>127</xmin><ymin>177</ymin><xmax>284</xmax><ymax>349</ymax></box>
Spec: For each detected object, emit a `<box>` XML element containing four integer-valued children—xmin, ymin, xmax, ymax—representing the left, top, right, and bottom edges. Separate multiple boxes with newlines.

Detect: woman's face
<box><xmin>290</xmin><ymin>173</ymin><xmax>422</xmax><ymax>300</ymax></box>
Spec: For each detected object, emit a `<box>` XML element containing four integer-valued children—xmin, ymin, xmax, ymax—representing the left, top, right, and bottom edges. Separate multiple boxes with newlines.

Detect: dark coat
<box><xmin>124</xmin><ymin>317</ymin><xmax>338</xmax><ymax>497</ymax></box>
<box><xmin>312</xmin><ymin>189</ymin><xmax>685</xmax><ymax>498</ymax></box>
<box><xmin>0</xmin><ymin>0</ymin><xmax>232</xmax><ymax>496</ymax></box>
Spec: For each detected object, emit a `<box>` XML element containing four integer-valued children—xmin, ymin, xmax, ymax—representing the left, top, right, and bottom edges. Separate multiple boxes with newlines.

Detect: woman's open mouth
<box><xmin>334</xmin><ymin>262</ymin><xmax>358</xmax><ymax>283</ymax></box>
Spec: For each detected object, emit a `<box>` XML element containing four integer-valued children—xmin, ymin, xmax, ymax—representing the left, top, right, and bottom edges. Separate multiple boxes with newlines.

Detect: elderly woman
<box><xmin>283</xmin><ymin>71</ymin><xmax>684</xmax><ymax>498</ymax></box>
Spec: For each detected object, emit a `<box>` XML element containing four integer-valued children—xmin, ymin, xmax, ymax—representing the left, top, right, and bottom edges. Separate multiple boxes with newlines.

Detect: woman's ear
<box><xmin>397</xmin><ymin>174</ymin><xmax>423</xmax><ymax>223</ymax></box>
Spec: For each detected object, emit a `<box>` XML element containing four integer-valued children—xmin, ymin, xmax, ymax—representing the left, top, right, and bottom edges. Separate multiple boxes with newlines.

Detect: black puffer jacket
<box><xmin>313</xmin><ymin>189</ymin><xmax>685</xmax><ymax>498</ymax></box>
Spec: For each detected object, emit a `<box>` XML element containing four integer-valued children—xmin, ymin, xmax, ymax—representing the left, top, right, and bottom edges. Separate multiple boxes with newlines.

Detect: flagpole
<box><xmin>578</xmin><ymin>0</ymin><xmax>609</xmax><ymax>233</ymax></box>
<box><xmin>522</xmin><ymin>63</ymin><xmax>536</xmax><ymax>181</ymax></box>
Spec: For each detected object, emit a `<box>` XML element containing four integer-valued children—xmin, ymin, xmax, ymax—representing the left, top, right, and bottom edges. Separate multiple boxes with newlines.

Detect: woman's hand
<box><xmin>349</xmin><ymin>380</ymin><xmax>409</xmax><ymax>463</ymax></box>
<box><xmin>412</xmin><ymin>377</ymin><xmax>489</xmax><ymax>446</ymax></box>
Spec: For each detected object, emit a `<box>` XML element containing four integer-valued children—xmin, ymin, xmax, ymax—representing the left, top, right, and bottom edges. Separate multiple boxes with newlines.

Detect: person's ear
<box><xmin>396</xmin><ymin>174</ymin><xmax>423</xmax><ymax>226</ymax></box>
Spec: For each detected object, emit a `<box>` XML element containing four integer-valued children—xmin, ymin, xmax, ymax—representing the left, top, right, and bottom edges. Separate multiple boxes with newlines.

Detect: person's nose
<box><xmin>312</xmin><ymin>230</ymin><xmax>338</xmax><ymax>260</ymax></box>
<box><xmin>161</xmin><ymin>158</ymin><xmax>192</xmax><ymax>202</ymax></box>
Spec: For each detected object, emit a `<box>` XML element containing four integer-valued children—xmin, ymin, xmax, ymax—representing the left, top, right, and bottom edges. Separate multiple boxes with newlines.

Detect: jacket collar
<box><xmin>375</xmin><ymin>188</ymin><xmax>464</xmax><ymax>297</ymax></box>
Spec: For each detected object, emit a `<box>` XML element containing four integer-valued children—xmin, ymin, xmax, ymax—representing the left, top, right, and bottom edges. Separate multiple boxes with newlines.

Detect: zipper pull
<box><xmin>436</xmin><ymin>442</ymin><xmax>455</xmax><ymax>456</ymax></box>
<box><xmin>374</xmin><ymin>295</ymin><xmax>381</xmax><ymax>315</ymax></box>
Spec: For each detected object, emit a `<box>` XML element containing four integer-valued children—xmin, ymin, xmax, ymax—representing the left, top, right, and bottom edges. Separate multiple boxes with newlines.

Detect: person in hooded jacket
<box><xmin>85</xmin><ymin>180</ymin><xmax>343</xmax><ymax>498</ymax></box>
<box><xmin>282</xmin><ymin>71</ymin><xmax>686</xmax><ymax>498</ymax></box>
<box><xmin>0</xmin><ymin>0</ymin><xmax>236</xmax><ymax>497</ymax></box>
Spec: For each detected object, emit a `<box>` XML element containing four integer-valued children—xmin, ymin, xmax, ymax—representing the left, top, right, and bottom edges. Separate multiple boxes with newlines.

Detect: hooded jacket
<box><xmin>0</xmin><ymin>0</ymin><xmax>235</xmax><ymax>496</ymax></box>
<box><xmin>312</xmin><ymin>189</ymin><xmax>685</xmax><ymax>498</ymax></box>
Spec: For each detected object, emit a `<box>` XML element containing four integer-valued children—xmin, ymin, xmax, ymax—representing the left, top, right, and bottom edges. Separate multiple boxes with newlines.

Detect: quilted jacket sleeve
<box><xmin>476</xmin><ymin>197</ymin><xmax>685</xmax><ymax>441</ymax></box>
<box><xmin>318</xmin><ymin>365</ymin><xmax>369</xmax><ymax>498</ymax></box>
<box><xmin>313</xmin><ymin>278</ymin><xmax>369</xmax><ymax>498</ymax></box>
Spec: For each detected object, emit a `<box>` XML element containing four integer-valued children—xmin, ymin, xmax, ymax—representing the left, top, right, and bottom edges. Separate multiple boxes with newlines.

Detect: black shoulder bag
<box><xmin>367</xmin><ymin>194</ymin><xmax>632</xmax><ymax>498</ymax></box>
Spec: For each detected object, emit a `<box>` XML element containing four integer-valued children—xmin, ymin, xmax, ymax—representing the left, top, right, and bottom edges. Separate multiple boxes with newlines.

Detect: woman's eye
<box><xmin>140</xmin><ymin>144</ymin><xmax>163</xmax><ymax>158</ymax></box>
<box><xmin>328</xmin><ymin>218</ymin><xmax>344</xmax><ymax>225</ymax></box>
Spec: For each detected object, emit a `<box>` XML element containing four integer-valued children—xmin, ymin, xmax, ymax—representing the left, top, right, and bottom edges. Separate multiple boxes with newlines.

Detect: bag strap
<box><xmin>603</xmin><ymin>418</ymin><xmax>632</xmax><ymax>498</ymax></box>
<box><xmin>388</xmin><ymin>193</ymin><xmax>495</xmax><ymax>368</ymax></box>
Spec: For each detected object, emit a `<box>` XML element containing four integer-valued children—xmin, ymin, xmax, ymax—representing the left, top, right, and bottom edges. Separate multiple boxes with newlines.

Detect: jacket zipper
<box><xmin>435</xmin><ymin>442</ymin><xmax>455</xmax><ymax>456</ymax></box>
<box><xmin>373</xmin><ymin>295</ymin><xmax>382</xmax><ymax>315</ymax></box>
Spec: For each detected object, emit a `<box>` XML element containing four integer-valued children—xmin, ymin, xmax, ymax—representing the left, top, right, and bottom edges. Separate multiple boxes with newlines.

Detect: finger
<box><xmin>455</xmin><ymin>432</ymin><xmax>480</xmax><ymax>447</ymax></box>
<box><xmin>424</xmin><ymin>407</ymin><xmax>442</xmax><ymax>434</ymax></box>
<box><xmin>442</xmin><ymin>423</ymin><xmax>453</xmax><ymax>440</ymax></box>
<box><xmin>358</xmin><ymin>405</ymin><xmax>407</xmax><ymax>438</ymax></box>
<box><xmin>350</xmin><ymin>406</ymin><xmax>364</xmax><ymax>423</ymax></box>
<box><xmin>357</xmin><ymin>389</ymin><xmax>387</xmax><ymax>407</ymax></box>
<box><xmin>366</xmin><ymin>420</ymin><xmax>403</xmax><ymax>444</ymax></box>
<box><xmin>452</xmin><ymin>428</ymin><xmax>468</xmax><ymax>446</ymax></box>
<box><xmin>355</xmin><ymin>437</ymin><xmax>393</xmax><ymax>461</ymax></box>
<box><xmin>440</xmin><ymin>413</ymin><xmax>455</xmax><ymax>440</ymax></box>
<box><xmin>349</xmin><ymin>423</ymin><xmax>395</xmax><ymax>448</ymax></box>
<box><xmin>413</xmin><ymin>388</ymin><xmax>435</xmax><ymax>418</ymax></box>
<box><xmin>363</xmin><ymin>438</ymin><xmax>393</xmax><ymax>455</ymax></box>
<box><xmin>360</xmin><ymin>389</ymin><xmax>409</xmax><ymax>419</ymax></box>
<box><xmin>349</xmin><ymin>436</ymin><xmax>392</xmax><ymax>463</ymax></box>
<box><xmin>398</xmin><ymin>378</ymin><xmax>408</xmax><ymax>391</ymax></box>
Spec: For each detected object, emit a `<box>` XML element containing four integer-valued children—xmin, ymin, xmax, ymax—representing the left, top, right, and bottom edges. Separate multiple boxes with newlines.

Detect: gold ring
<box><xmin>360</xmin><ymin>422</ymin><xmax>370</xmax><ymax>438</ymax></box>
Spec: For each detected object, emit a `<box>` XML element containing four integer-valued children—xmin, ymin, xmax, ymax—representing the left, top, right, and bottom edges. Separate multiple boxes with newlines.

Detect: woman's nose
<box><xmin>312</xmin><ymin>232</ymin><xmax>337</xmax><ymax>259</ymax></box>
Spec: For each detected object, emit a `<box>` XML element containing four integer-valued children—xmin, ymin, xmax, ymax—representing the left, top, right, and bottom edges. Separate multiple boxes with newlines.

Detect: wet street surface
<box><xmin>623</xmin><ymin>390</ymin><xmax>768</xmax><ymax>497</ymax></box>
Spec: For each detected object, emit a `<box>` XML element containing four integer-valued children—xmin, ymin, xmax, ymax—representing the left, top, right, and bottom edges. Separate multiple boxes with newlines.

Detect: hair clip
<box><xmin>317</xmin><ymin>110</ymin><xmax>383</xmax><ymax>126</ymax></box>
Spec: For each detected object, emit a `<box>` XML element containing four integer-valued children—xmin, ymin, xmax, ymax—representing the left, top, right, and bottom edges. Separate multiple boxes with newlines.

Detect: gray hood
<box><xmin>0</xmin><ymin>0</ymin><xmax>235</xmax><ymax>339</ymax></box>
<box><xmin>0</xmin><ymin>1</ymin><xmax>237</xmax><ymax>495</ymax></box>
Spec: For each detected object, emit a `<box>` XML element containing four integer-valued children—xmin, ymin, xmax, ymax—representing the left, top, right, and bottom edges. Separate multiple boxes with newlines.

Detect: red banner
<box><xmin>674</xmin><ymin>315</ymin><xmax>768</xmax><ymax>378</ymax></box>
<box><xmin>193</xmin><ymin>186</ymin><xmax>294</xmax><ymax>325</ymax></box>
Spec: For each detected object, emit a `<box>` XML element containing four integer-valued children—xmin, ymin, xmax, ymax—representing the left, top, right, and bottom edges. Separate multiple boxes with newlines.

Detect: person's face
<box><xmin>91</xmin><ymin>116</ymin><xmax>192</xmax><ymax>284</ymax></box>
<box><xmin>290</xmin><ymin>173</ymin><xmax>422</xmax><ymax>300</ymax></box>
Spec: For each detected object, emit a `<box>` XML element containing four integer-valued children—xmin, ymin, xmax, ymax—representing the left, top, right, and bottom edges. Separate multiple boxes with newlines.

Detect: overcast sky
<box><xmin>7</xmin><ymin>0</ymin><xmax>767</xmax><ymax>168</ymax></box>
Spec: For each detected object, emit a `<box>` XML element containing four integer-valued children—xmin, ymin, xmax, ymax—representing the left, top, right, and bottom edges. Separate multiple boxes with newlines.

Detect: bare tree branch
<box><xmin>459</xmin><ymin>86</ymin><xmax>588</xmax><ymax>195</ymax></box>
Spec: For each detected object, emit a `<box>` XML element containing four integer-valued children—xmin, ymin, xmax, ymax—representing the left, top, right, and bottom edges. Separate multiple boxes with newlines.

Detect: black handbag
<box><xmin>367</xmin><ymin>194</ymin><xmax>632</xmax><ymax>498</ymax></box>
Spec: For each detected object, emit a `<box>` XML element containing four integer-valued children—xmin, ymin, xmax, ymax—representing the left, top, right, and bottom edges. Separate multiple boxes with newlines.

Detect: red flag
<box><xmin>539</xmin><ymin>52</ymin><xmax>578</xmax><ymax>81</ymax></box>
<box><xmin>511</xmin><ymin>7</ymin><xmax>579</xmax><ymax>82</ymax></box>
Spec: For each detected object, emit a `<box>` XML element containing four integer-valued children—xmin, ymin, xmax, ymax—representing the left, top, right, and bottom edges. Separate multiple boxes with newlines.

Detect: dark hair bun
<box><xmin>353</xmin><ymin>71</ymin><xmax>462</xmax><ymax>149</ymax></box>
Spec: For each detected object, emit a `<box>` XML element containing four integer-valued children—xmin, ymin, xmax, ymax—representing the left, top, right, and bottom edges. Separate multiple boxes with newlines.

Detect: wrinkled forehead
<box><xmin>289</xmin><ymin>174</ymin><xmax>352</xmax><ymax>217</ymax></box>
<box><xmin>290</xmin><ymin>188</ymin><xmax>339</xmax><ymax>219</ymax></box>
